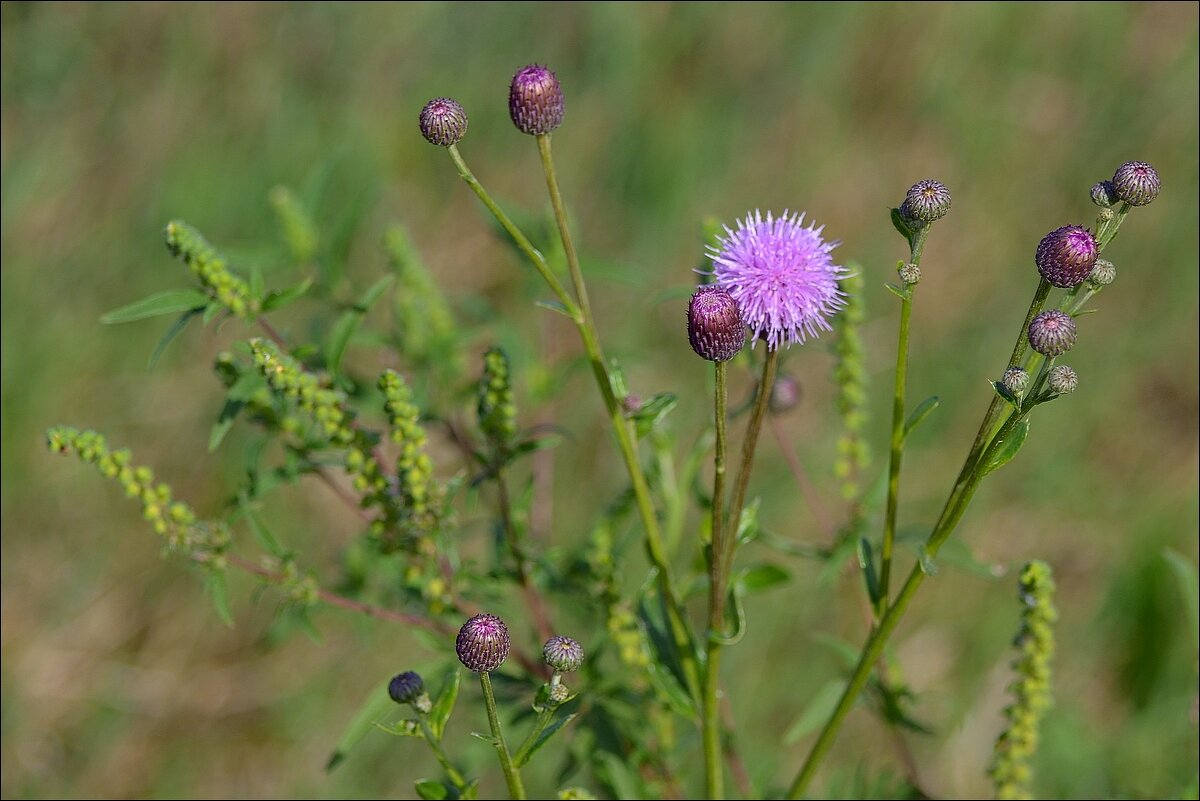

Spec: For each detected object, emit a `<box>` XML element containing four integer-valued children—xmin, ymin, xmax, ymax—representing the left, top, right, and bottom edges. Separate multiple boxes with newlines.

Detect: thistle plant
<box><xmin>43</xmin><ymin>56</ymin><xmax>1175</xmax><ymax>800</ymax></box>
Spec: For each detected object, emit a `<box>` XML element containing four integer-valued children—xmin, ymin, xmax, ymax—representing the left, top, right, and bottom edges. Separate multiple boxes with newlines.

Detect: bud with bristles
<box><xmin>1035</xmin><ymin>225</ymin><xmax>1097</xmax><ymax>288</ymax></box>
<box><xmin>1088</xmin><ymin>259</ymin><xmax>1116</xmax><ymax>288</ymax></box>
<box><xmin>509</xmin><ymin>64</ymin><xmax>565</xmax><ymax>136</ymax></box>
<box><xmin>1027</xmin><ymin>310</ymin><xmax>1077</xmax><ymax>358</ymax></box>
<box><xmin>419</xmin><ymin>98</ymin><xmax>468</xmax><ymax>147</ymax></box>
<box><xmin>1111</xmin><ymin>161</ymin><xmax>1160</xmax><ymax>206</ymax></box>
<box><xmin>903</xmin><ymin>179</ymin><xmax>952</xmax><ymax>222</ymax></box>
<box><xmin>687</xmin><ymin>285</ymin><xmax>744</xmax><ymax>362</ymax></box>
<box><xmin>1048</xmin><ymin>365</ymin><xmax>1078</xmax><ymax>395</ymax></box>
<box><xmin>1090</xmin><ymin>180</ymin><xmax>1118</xmax><ymax>208</ymax></box>
<box><xmin>1001</xmin><ymin>367</ymin><xmax>1030</xmax><ymax>397</ymax></box>
<box><xmin>898</xmin><ymin>262</ymin><xmax>921</xmax><ymax>285</ymax></box>
<box><xmin>456</xmin><ymin>613</ymin><xmax>511</xmax><ymax>673</ymax></box>
<box><xmin>543</xmin><ymin>635</ymin><xmax>585</xmax><ymax>674</ymax></box>
<box><xmin>388</xmin><ymin>671</ymin><xmax>432</xmax><ymax>713</ymax></box>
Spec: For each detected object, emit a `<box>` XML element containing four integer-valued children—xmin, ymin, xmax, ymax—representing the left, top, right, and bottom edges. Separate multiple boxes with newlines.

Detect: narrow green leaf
<box><xmin>1163</xmin><ymin>548</ymin><xmax>1200</xmax><ymax>649</ymax></box>
<box><xmin>356</xmin><ymin>274</ymin><xmax>395</xmax><ymax>310</ymax></box>
<box><xmin>785</xmin><ymin>680</ymin><xmax>847</xmax><ymax>743</ymax></box>
<box><xmin>101</xmin><ymin>289</ymin><xmax>209</xmax><ymax>324</ymax></box>
<box><xmin>325</xmin><ymin>310</ymin><xmax>360</xmax><ymax>375</ymax></box>
<box><xmin>237</xmin><ymin>492</ymin><xmax>285</xmax><ymax>556</ymax></box>
<box><xmin>631</xmin><ymin>392</ymin><xmax>679</xmax><ymax>436</ymax></box>
<box><xmin>980</xmin><ymin>417</ymin><xmax>1031</xmax><ymax>476</ymax></box>
<box><xmin>515</xmin><ymin>712</ymin><xmax>577</xmax><ymax>767</ymax></box>
<box><xmin>294</xmin><ymin>608</ymin><xmax>323</xmax><ymax>644</ymax></box>
<box><xmin>148</xmin><ymin>308</ymin><xmax>202</xmax><ymax>369</ymax></box>
<box><xmin>990</xmin><ymin>380</ymin><xmax>1019</xmax><ymax>407</ymax></box>
<box><xmin>469</xmin><ymin>732</ymin><xmax>498</xmax><ymax>745</ymax></box>
<box><xmin>884</xmin><ymin>282</ymin><xmax>907</xmax><ymax>299</ymax></box>
<box><xmin>902</xmin><ymin>395</ymin><xmax>940</xmax><ymax>439</ymax></box>
<box><xmin>205</xmin><ymin>572</ymin><xmax>234</xmax><ymax>627</ymax></box>
<box><xmin>326</xmin><ymin>684</ymin><xmax>397</xmax><ymax>771</ymax></box>
<box><xmin>208</xmin><ymin>400</ymin><xmax>244</xmax><ymax>452</ymax></box>
<box><xmin>201</xmin><ymin>301</ymin><xmax>224</xmax><ymax>326</ymax></box>
<box><xmin>890</xmin><ymin>208</ymin><xmax>915</xmax><ymax>246</ymax></box>
<box><xmin>429</xmin><ymin>670</ymin><xmax>460</xmax><ymax>740</ymax></box>
<box><xmin>858</xmin><ymin>537</ymin><xmax>881</xmax><ymax>605</ymax></box>
<box><xmin>249</xmin><ymin>263</ymin><xmax>265</xmax><ymax>302</ymax></box>
<box><xmin>534</xmin><ymin>298</ymin><xmax>575</xmax><ymax>318</ymax></box>
<box><xmin>739</xmin><ymin>564</ymin><xmax>791</xmax><ymax>593</ymax></box>
<box><xmin>414</xmin><ymin>780</ymin><xmax>449</xmax><ymax>800</ymax></box>
<box><xmin>262</xmin><ymin>277</ymin><xmax>314</xmax><ymax>312</ymax></box>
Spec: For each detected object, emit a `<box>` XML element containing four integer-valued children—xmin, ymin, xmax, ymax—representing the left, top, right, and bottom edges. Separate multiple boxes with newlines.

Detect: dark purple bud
<box><xmin>1090</xmin><ymin>180</ymin><xmax>1118</xmax><ymax>208</ymax></box>
<box><xmin>509</xmin><ymin>65</ymin><xmax>565</xmax><ymax>136</ymax></box>
<box><xmin>769</xmin><ymin>374</ymin><xmax>801</xmax><ymax>414</ymax></box>
<box><xmin>1027</xmin><ymin>310</ymin><xmax>1077</xmax><ymax>358</ymax></box>
<box><xmin>456</xmin><ymin>613</ymin><xmax>510</xmax><ymax>673</ymax></box>
<box><xmin>688</xmin><ymin>285</ymin><xmax>744</xmax><ymax>362</ymax></box>
<box><xmin>542</xmin><ymin>635</ymin><xmax>585</xmax><ymax>673</ymax></box>
<box><xmin>1111</xmin><ymin>161</ymin><xmax>1160</xmax><ymax>206</ymax></box>
<box><xmin>419</xmin><ymin>98</ymin><xmax>468</xmax><ymax>147</ymax></box>
<box><xmin>1048</xmin><ymin>365</ymin><xmax>1078</xmax><ymax>395</ymax></box>
<box><xmin>388</xmin><ymin>671</ymin><xmax>425</xmax><ymax>705</ymax></box>
<box><xmin>1035</xmin><ymin>225</ymin><xmax>1097</xmax><ymax>288</ymax></box>
<box><xmin>903</xmin><ymin>179</ymin><xmax>952</xmax><ymax>222</ymax></box>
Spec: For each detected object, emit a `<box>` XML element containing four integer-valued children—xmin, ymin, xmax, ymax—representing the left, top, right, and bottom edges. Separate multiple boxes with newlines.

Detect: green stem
<box><xmin>703</xmin><ymin>360</ymin><xmax>730</xmax><ymax>800</ymax></box>
<box><xmin>726</xmin><ymin>349</ymin><xmax>779</xmax><ymax>571</ymax></box>
<box><xmin>533</xmin><ymin>133</ymin><xmax>701</xmax><ymax>701</ymax></box>
<box><xmin>479</xmin><ymin>672</ymin><xmax>526</xmax><ymax>800</ymax></box>
<box><xmin>513</xmin><ymin>683</ymin><xmax>560</xmax><ymax>768</ymax></box>
<box><xmin>787</xmin><ymin>409</ymin><xmax>1028</xmax><ymax>798</ymax></box>
<box><xmin>419</xmin><ymin>717</ymin><xmax>470</xmax><ymax>792</ymax></box>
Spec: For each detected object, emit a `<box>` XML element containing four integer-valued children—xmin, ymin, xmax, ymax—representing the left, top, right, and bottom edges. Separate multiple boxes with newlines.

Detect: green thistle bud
<box><xmin>1047</xmin><ymin>365</ymin><xmax>1078</xmax><ymax>395</ymax></box>
<box><xmin>1089</xmin><ymin>180</ymin><xmax>1118</xmax><ymax>208</ymax></box>
<box><xmin>1001</xmin><ymin>367</ymin><xmax>1030</xmax><ymax>397</ymax></box>
<box><xmin>478</xmin><ymin>347</ymin><xmax>517</xmax><ymax>450</ymax></box>
<box><xmin>542</xmin><ymin>635</ymin><xmax>585</xmax><ymax>673</ymax></box>
<box><xmin>1088</xmin><ymin>259</ymin><xmax>1116</xmax><ymax>287</ymax></box>
<box><xmin>548</xmin><ymin>683</ymin><xmax>570</xmax><ymax>706</ymax></box>
<box><xmin>898</xmin><ymin>262</ymin><xmax>921</xmax><ymax>285</ymax></box>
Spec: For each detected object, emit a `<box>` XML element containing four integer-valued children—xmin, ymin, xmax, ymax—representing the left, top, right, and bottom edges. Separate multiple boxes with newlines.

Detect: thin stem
<box><xmin>513</xmin><ymin>684</ymin><xmax>560</xmax><ymax>768</ymax></box>
<box><xmin>419</xmin><ymin>717</ymin><xmax>470</xmax><ymax>791</ymax></box>
<box><xmin>703</xmin><ymin>360</ymin><xmax>730</xmax><ymax>800</ymax></box>
<box><xmin>879</xmin><ymin>226</ymin><xmax>929</xmax><ymax>613</ymax></box>
<box><xmin>786</xmin><ymin>409</ymin><xmax>1028</xmax><ymax>798</ymax></box>
<box><xmin>768</xmin><ymin>414</ymin><xmax>836</xmax><ymax>544</ymax></box>
<box><xmin>495</xmin><ymin>465</ymin><xmax>555</xmax><ymax>643</ymax></box>
<box><xmin>479</xmin><ymin>672</ymin><xmax>526</xmax><ymax>800</ymax></box>
<box><xmin>531</xmin><ymin>133</ymin><xmax>700</xmax><ymax>700</ymax></box>
<box><xmin>726</xmin><ymin>348</ymin><xmax>780</xmax><ymax>572</ymax></box>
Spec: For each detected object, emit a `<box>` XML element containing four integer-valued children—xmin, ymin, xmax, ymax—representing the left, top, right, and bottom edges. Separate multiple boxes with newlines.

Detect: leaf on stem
<box><xmin>980</xmin><ymin>418</ymin><xmax>1031</xmax><ymax>476</ymax></box>
<box><xmin>858</xmin><ymin>537</ymin><xmax>882</xmax><ymax>606</ymax></box>
<box><xmin>902</xmin><ymin>396</ymin><xmax>940</xmax><ymax>439</ymax></box>
<box><xmin>515</xmin><ymin>712</ymin><xmax>577</xmax><ymax>767</ymax></box>
<box><xmin>414</xmin><ymin>780</ymin><xmax>450</xmax><ymax>800</ymax></box>
<box><xmin>326</xmin><ymin>683</ymin><xmax>398</xmax><ymax>771</ymax></box>
<box><xmin>429</xmin><ymin>670</ymin><xmax>461</xmax><ymax>740</ymax></box>
<box><xmin>784</xmin><ymin>679</ymin><xmax>848</xmax><ymax>744</ymax></box>
<box><xmin>100</xmin><ymin>289</ymin><xmax>210</xmax><ymax>324</ymax></box>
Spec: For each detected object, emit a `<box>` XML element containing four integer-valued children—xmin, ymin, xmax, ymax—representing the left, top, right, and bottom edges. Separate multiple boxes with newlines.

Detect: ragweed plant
<box><xmin>47</xmin><ymin>59</ymin><xmax>1173</xmax><ymax>800</ymax></box>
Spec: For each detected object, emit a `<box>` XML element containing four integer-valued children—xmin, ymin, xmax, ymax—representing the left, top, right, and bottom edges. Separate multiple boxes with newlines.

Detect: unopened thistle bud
<box><xmin>456</xmin><ymin>613</ymin><xmax>510</xmax><ymax>673</ymax></box>
<box><xmin>769</xmin><ymin>374</ymin><xmax>801</xmax><ymax>414</ymax></box>
<box><xmin>543</xmin><ymin>635</ymin><xmax>585</xmax><ymax>674</ymax></box>
<box><xmin>1027</xmin><ymin>310</ymin><xmax>1077</xmax><ymax>358</ymax></box>
<box><xmin>1048</xmin><ymin>365</ymin><xmax>1078</xmax><ymax>395</ymax></box>
<box><xmin>419</xmin><ymin>97</ymin><xmax>468</xmax><ymax>147</ymax></box>
<box><xmin>1089</xmin><ymin>180</ymin><xmax>1118</xmax><ymax>208</ymax></box>
<box><xmin>1098</xmin><ymin>207</ymin><xmax>1115</xmax><ymax>222</ymax></box>
<box><xmin>1088</xmin><ymin>259</ymin><xmax>1116</xmax><ymax>287</ymax></box>
<box><xmin>1035</xmin><ymin>225</ymin><xmax>1097</xmax><ymax>288</ymax></box>
<box><xmin>903</xmin><ymin>179</ymin><xmax>952</xmax><ymax>222</ymax></box>
<box><xmin>898</xmin><ymin>262</ymin><xmax>921</xmax><ymax>285</ymax></box>
<box><xmin>687</xmin><ymin>285</ymin><xmax>744</xmax><ymax>362</ymax></box>
<box><xmin>1001</xmin><ymin>367</ymin><xmax>1030</xmax><ymax>397</ymax></box>
<box><xmin>509</xmin><ymin>64</ymin><xmax>565</xmax><ymax>136</ymax></box>
<box><xmin>1111</xmin><ymin>160</ymin><xmax>1160</xmax><ymax>206</ymax></box>
<box><xmin>388</xmin><ymin>671</ymin><xmax>431</xmax><ymax>713</ymax></box>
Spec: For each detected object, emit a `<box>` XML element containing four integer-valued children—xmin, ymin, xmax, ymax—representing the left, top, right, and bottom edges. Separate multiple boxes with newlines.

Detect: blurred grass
<box><xmin>2</xmin><ymin>2</ymin><xmax>1197</xmax><ymax>798</ymax></box>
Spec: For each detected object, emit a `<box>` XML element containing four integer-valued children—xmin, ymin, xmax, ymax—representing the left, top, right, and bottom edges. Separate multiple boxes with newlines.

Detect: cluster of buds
<box><xmin>45</xmin><ymin>426</ymin><xmax>228</xmax><ymax>567</ymax></box>
<box><xmin>419</xmin><ymin>64</ymin><xmax>565</xmax><ymax>150</ymax></box>
<box><xmin>379</xmin><ymin>369</ymin><xmax>441</xmax><ymax>542</ymax></box>
<box><xmin>165</xmin><ymin>221</ymin><xmax>258</xmax><ymax>318</ymax></box>
<box><xmin>477</xmin><ymin>347</ymin><xmax>518</xmax><ymax>452</ymax></box>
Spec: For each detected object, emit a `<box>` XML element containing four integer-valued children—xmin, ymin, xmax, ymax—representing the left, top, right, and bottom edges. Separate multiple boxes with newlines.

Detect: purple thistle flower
<box><xmin>1035</xmin><ymin>225</ymin><xmax>1097</xmax><ymax>288</ymax></box>
<box><xmin>1027</xmin><ymin>310</ymin><xmax>1077</xmax><ymax>358</ymax></box>
<box><xmin>456</xmin><ymin>613</ymin><xmax>510</xmax><ymax>673</ymax></box>
<box><xmin>1111</xmin><ymin>160</ymin><xmax>1160</xmax><ymax>206</ymax></box>
<box><xmin>542</xmin><ymin>635</ymin><xmax>585</xmax><ymax>673</ymax></box>
<box><xmin>707</xmin><ymin>210</ymin><xmax>846</xmax><ymax>351</ymax></box>
<box><xmin>509</xmin><ymin>64</ymin><xmax>565</xmax><ymax>136</ymax></box>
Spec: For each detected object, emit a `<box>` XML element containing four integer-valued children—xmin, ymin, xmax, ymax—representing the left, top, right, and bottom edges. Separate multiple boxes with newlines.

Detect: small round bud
<box><xmin>1111</xmin><ymin>161</ymin><xmax>1160</xmax><ymax>206</ymax></box>
<box><xmin>769</xmin><ymin>374</ymin><xmax>801</xmax><ymax>414</ymax></box>
<box><xmin>509</xmin><ymin>64</ymin><xmax>565</xmax><ymax>136</ymax></box>
<box><xmin>1035</xmin><ymin>225</ymin><xmax>1097</xmax><ymax>288</ymax></box>
<box><xmin>1090</xmin><ymin>180</ymin><xmax>1118</xmax><ymax>208</ymax></box>
<box><xmin>903</xmin><ymin>179</ymin><xmax>952</xmax><ymax>222</ymax></box>
<box><xmin>1048</xmin><ymin>365</ymin><xmax>1078</xmax><ymax>395</ymax></box>
<box><xmin>1088</xmin><ymin>259</ymin><xmax>1116</xmax><ymax>287</ymax></box>
<box><xmin>548</xmin><ymin>683</ymin><xmax>570</xmax><ymax>705</ymax></box>
<box><xmin>1098</xmin><ymin>207</ymin><xmax>1115</xmax><ymax>222</ymax></box>
<box><xmin>1001</xmin><ymin>367</ymin><xmax>1030</xmax><ymax>396</ymax></box>
<box><xmin>542</xmin><ymin>635</ymin><xmax>585</xmax><ymax>673</ymax></box>
<box><xmin>687</xmin><ymin>285</ymin><xmax>744</xmax><ymax>362</ymax></box>
<box><xmin>622</xmin><ymin>394</ymin><xmax>642</xmax><ymax>414</ymax></box>
<box><xmin>898</xmin><ymin>262</ymin><xmax>921</xmax><ymax>285</ymax></box>
<box><xmin>1027</xmin><ymin>310</ymin><xmax>1077</xmax><ymax>358</ymax></box>
<box><xmin>419</xmin><ymin>98</ymin><xmax>468</xmax><ymax>147</ymax></box>
<box><xmin>388</xmin><ymin>671</ymin><xmax>425</xmax><ymax>705</ymax></box>
<box><xmin>456</xmin><ymin>613</ymin><xmax>511</xmax><ymax>673</ymax></box>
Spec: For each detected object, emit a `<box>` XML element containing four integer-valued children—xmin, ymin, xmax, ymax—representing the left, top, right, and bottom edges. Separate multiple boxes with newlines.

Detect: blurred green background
<box><xmin>2</xmin><ymin>3</ymin><xmax>1197</xmax><ymax>798</ymax></box>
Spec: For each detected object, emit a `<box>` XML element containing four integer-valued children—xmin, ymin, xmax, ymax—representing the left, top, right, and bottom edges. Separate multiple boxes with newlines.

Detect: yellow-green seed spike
<box><xmin>478</xmin><ymin>346</ymin><xmax>518</xmax><ymax>453</ymax></box>
<box><xmin>383</xmin><ymin>225</ymin><xmax>457</xmax><ymax>367</ymax></box>
<box><xmin>164</xmin><ymin>220</ymin><xmax>259</xmax><ymax>318</ymax></box>
<box><xmin>833</xmin><ymin>269</ymin><xmax>869</xmax><ymax>502</ymax></box>
<box><xmin>268</xmin><ymin>186</ymin><xmax>319</xmax><ymax>264</ymax></box>
<box><xmin>990</xmin><ymin>560</ymin><xmax>1058</xmax><ymax>800</ymax></box>
<box><xmin>379</xmin><ymin>369</ymin><xmax>441</xmax><ymax>539</ymax></box>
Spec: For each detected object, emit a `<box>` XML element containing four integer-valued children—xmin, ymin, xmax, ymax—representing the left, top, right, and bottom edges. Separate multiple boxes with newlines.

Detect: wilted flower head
<box><xmin>708</xmin><ymin>211</ymin><xmax>846</xmax><ymax>351</ymax></box>
<box><xmin>542</xmin><ymin>635</ymin><xmax>585</xmax><ymax>673</ymax></box>
<box><xmin>1035</xmin><ymin>225</ymin><xmax>1097</xmax><ymax>288</ymax></box>
<box><xmin>509</xmin><ymin>64</ymin><xmax>565</xmax><ymax>135</ymax></box>
<box><xmin>687</xmin><ymin>285</ymin><xmax>744</xmax><ymax>362</ymax></box>
<box><xmin>1027</xmin><ymin>310</ymin><xmax>1077</xmax><ymax>358</ymax></box>
<box><xmin>456</xmin><ymin>613</ymin><xmax>511</xmax><ymax>673</ymax></box>
<box><xmin>1111</xmin><ymin>161</ymin><xmax>1160</xmax><ymax>206</ymax></box>
<box><xmin>419</xmin><ymin>98</ymin><xmax>468</xmax><ymax>147</ymax></box>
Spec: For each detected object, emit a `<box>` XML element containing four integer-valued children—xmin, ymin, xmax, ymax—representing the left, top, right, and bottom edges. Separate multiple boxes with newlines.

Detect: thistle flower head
<box><xmin>1111</xmin><ymin>160</ymin><xmax>1160</xmax><ymax>206</ymax></box>
<box><xmin>388</xmin><ymin>671</ymin><xmax>426</xmax><ymax>705</ymax></box>
<box><xmin>456</xmin><ymin>613</ymin><xmax>510</xmax><ymax>673</ymax></box>
<box><xmin>1027</xmin><ymin>310</ymin><xmax>1077</xmax><ymax>357</ymax></box>
<box><xmin>1048</xmin><ymin>365</ymin><xmax>1078</xmax><ymax>395</ymax></box>
<box><xmin>542</xmin><ymin>635</ymin><xmax>585</xmax><ymax>673</ymax></box>
<box><xmin>419</xmin><ymin>98</ymin><xmax>468</xmax><ymax>147</ymax></box>
<box><xmin>687</xmin><ymin>285</ymin><xmax>744</xmax><ymax>361</ymax></box>
<box><xmin>1001</xmin><ymin>367</ymin><xmax>1030</xmax><ymax>396</ymax></box>
<box><xmin>902</xmin><ymin>179</ymin><xmax>952</xmax><ymax>222</ymax></box>
<box><xmin>1090</xmin><ymin>180</ymin><xmax>1118</xmax><ymax>208</ymax></box>
<box><xmin>509</xmin><ymin>64</ymin><xmax>564</xmax><ymax>135</ymax></box>
<box><xmin>1088</xmin><ymin>259</ymin><xmax>1116</xmax><ymax>288</ymax></box>
<box><xmin>898</xmin><ymin>262</ymin><xmax>921</xmax><ymax>285</ymax></box>
<box><xmin>708</xmin><ymin>211</ymin><xmax>846</xmax><ymax>351</ymax></box>
<box><xmin>1035</xmin><ymin>225</ymin><xmax>1097</xmax><ymax>288</ymax></box>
